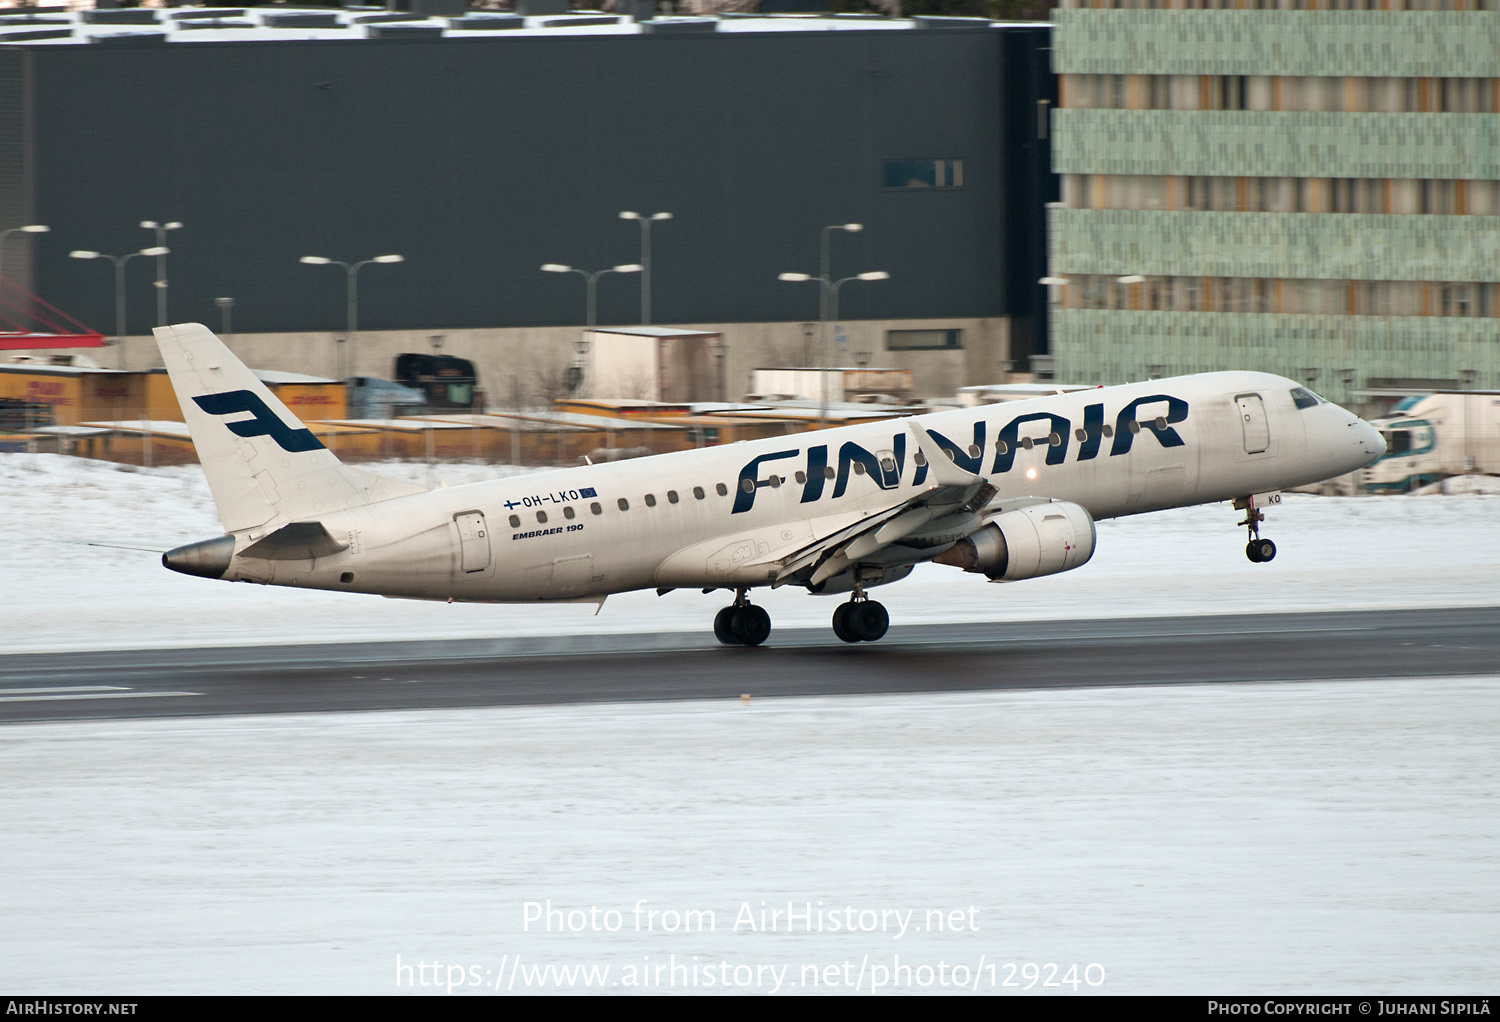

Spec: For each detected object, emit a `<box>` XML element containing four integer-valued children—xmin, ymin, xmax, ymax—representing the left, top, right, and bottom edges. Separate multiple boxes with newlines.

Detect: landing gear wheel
<box><xmin>832</xmin><ymin>603</ymin><xmax>860</xmax><ymax>643</ymax></box>
<box><xmin>1254</xmin><ymin>538</ymin><xmax>1276</xmax><ymax>562</ymax></box>
<box><xmin>1246</xmin><ymin>541</ymin><xmax>1262</xmax><ymax>563</ymax></box>
<box><xmin>731</xmin><ymin>604</ymin><xmax>771</xmax><ymax>647</ymax></box>
<box><xmin>851</xmin><ymin>601</ymin><xmax>889</xmax><ymax>642</ymax></box>
<box><xmin>714</xmin><ymin>606</ymin><xmax>739</xmax><ymax>645</ymax></box>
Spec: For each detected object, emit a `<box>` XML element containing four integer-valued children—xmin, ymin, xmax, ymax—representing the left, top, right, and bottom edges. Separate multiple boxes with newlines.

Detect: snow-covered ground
<box><xmin>2</xmin><ymin>678</ymin><xmax>1497</xmax><ymax>994</ymax></box>
<box><xmin>1</xmin><ymin>452</ymin><xmax>1497</xmax><ymax>654</ymax></box>
<box><xmin>4</xmin><ymin>453</ymin><xmax>1499</xmax><ymax>995</ymax></box>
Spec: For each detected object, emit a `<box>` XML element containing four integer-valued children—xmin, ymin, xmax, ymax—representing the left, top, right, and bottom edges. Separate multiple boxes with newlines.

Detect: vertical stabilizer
<box><xmin>154</xmin><ymin>323</ymin><xmax>423</xmax><ymax>533</ymax></box>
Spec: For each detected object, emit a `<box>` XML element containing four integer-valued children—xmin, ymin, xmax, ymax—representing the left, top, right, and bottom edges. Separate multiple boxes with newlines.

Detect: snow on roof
<box><xmin>586</xmin><ymin>327</ymin><xmax>722</xmax><ymax>339</ymax></box>
<box><xmin>251</xmin><ymin>369</ymin><xmax>340</xmax><ymax>385</ymax></box>
<box><xmin>78</xmin><ymin>420</ymin><xmax>194</xmax><ymax>437</ymax></box>
<box><xmin>4</xmin><ymin>8</ymin><xmax>1019</xmax><ymax>47</ymax></box>
<box><xmin>0</xmin><ymin>362</ymin><xmax>129</xmax><ymax>376</ymax></box>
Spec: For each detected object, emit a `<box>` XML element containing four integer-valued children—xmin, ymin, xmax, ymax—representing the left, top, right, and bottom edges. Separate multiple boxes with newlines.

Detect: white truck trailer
<box><xmin>1363</xmin><ymin>391</ymin><xmax>1500</xmax><ymax>492</ymax></box>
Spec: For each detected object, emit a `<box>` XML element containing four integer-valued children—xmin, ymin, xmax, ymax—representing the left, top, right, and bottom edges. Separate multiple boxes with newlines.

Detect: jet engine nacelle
<box><xmin>935</xmin><ymin>501</ymin><xmax>1096</xmax><ymax>581</ymax></box>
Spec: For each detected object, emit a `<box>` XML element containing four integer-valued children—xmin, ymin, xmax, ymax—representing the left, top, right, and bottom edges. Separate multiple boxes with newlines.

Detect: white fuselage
<box><xmin>217</xmin><ymin>371</ymin><xmax>1384</xmax><ymax>602</ymax></box>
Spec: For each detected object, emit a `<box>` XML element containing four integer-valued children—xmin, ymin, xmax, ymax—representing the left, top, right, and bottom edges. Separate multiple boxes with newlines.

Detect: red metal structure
<box><xmin>0</xmin><ymin>275</ymin><xmax>105</xmax><ymax>350</ymax></box>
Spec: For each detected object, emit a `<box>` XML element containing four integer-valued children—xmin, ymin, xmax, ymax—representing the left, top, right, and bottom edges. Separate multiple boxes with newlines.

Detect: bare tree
<box><xmin>761</xmin><ymin>323</ymin><xmax>820</xmax><ymax>368</ymax></box>
<box><xmin>531</xmin><ymin>358</ymin><xmax>576</xmax><ymax>410</ymax></box>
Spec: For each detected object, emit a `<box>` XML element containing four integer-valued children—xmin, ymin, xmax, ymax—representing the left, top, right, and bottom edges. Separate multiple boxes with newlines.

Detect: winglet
<box><xmin>905</xmin><ymin>419</ymin><xmax>981</xmax><ymax>488</ymax></box>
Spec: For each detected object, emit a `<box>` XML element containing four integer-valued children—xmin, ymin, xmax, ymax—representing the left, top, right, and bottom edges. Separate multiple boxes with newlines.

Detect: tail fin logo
<box><xmin>193</xmin><ymin>390</ymin><xmax>325</xmax><ymax>453</ymax></box>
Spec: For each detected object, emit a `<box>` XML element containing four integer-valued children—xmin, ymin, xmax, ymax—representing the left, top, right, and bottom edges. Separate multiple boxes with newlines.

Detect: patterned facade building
<box><xmin>1047</xmin><ymin>2</ymin><xmax>1500</xmax><ymax>403</ymax></box>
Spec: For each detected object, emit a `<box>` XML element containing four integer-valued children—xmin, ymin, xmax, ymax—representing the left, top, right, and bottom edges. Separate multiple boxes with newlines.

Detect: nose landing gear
<box><xmin>832</xmin><ymin>581</ymin><xmax>889</xmax><ymax>643</ymax></box>
<box><xmin>1234</xmin><ymin>493</ymin><xmax>1279</xmax><ymax>563</ymax></box>
<box><xmin>714</xmin><ymin>588</ymin><xmax>771</xmax><ymax>647</ymax></box>
<box><xmin>1246</xmin><ymin>537</ymin><xmax>1277</xmax><ymax>563</ymax></box>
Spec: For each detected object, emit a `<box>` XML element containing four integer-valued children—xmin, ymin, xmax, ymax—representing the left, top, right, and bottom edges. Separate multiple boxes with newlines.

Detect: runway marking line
<box><xmin>0</xmin><ymin>687</ymin><xmax>202</xmax><ymax>704</ymax></box>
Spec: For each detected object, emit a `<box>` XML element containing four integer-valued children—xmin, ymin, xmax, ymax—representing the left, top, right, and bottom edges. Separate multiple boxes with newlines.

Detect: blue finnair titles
<box><xmin>731</xmin><ymin>394</ymin><xmax>1191</xmax><ymax>515</ymax></box>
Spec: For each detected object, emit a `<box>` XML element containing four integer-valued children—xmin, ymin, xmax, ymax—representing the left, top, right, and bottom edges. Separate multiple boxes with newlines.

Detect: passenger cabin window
<box><xmin>667</xmin><ymin>490</ymin><xmax>679</xmax><ymax>504</ymax></box>
<box><xmin>618</xmin><ymin>498</ymin><xmax>630</xmax><ymax>511</ymax></box>
<box><xmin>563</xmin><ymin>506</ymin><xmax>575</xmax><ymax>520</ymax></box>
<box><xmin>509</xmin><ymin>514</ymin><xmax>520</xmax><ymax>527</ymax></box>
<box><xmin>716</xmin><ymin>483</ymin><xmax>728</xmax><ymax>496</ymax></box>
<box><xmin>645</xmin><ymin>493</ymin><xmax>657</xmax><ymax>507</ymax></box>
<box><xmin>536</xmin><ymin>511</ymin><xmax>548</xmax><ymax>524</ymax></box>
<box><xmin>693</xmin><ymin>486</ymin><xmax>705</xmax><ymax>500</ymax></box>
<box><xmin>1289</xmin><ymin>387</ymin><xmax>1321</xmax><ymax>410</ymax></box>
<box><xmin>590</xmin><ymin>502</ymin><xmax>602</xmax><ymax>515</ymax></box>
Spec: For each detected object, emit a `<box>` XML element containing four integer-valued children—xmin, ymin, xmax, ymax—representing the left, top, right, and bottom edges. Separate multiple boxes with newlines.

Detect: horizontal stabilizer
<box><xmin>240</xmin><ymin>521</ymin><xmax>349</xmax><ymax>560</ymax></box>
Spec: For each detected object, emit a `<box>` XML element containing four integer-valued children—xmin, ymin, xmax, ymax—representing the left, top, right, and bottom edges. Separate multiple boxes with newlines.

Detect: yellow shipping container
<box><xmin>0</xmin><ymin>365</ymin><xmax>146</xmax><ymax>425</ymax></box>
<box><xmin>146</xmin><ymin>368</ymin><xmax>347</xmax><ymax>422</ymax></box>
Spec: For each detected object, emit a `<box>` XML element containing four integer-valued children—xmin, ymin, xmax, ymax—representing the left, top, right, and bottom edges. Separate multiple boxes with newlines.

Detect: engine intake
<box><xmin>934</xmin><ymin>501</ymin><xmax>1096</xmax><ymax>581</ymax></box>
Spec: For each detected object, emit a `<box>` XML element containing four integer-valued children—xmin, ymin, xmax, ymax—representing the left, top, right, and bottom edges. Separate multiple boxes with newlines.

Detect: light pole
<box><xmin>214</xmin><ymin>297</ymin><xmax>235</xmax><ymax>343</ymax></box>
<box><xmin>0</xmin><ymin>224</ymin><xmax>49</xmax><ymax>286</ymax></box>
<box><xmin>777</xmin><ymin>268</ymin><xmax>889</xmax><ymax>428</ymax></box>
<box><xmin>819</xmin><ymin>223</ymin><xmax>862</xmax><ymax>334</ymax></box>
<box><xmin>69</xmin><ymin>246</ymin><xmax>170</xmax><ymax>342</ymax></box>
<box><xmin>540</xmin><ymin>263</ymin><xmax>642</xmax><ymax>330</ymax></box>
<box><xmin>139</xmin><ymin>220</ymin><xmax>182</xmax><ymax>326</ymax></box>
<box><xmin>299</xmin><ymin>254</ymin><xmax>404</xmax><ymax>378</ymax></box>
<box><xmin>542</xmin><ymin>263</ymin><xmax>642</xmax><ymax>395</ymax></box>
<box><xmin>618</xmin><ymin>211</ymin><xmax>672</xmax><ymax>326</ymax></box>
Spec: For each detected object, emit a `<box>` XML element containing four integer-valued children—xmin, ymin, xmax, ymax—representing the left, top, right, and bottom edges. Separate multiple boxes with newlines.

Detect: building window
<box><xmin>887</xmin><ymin>329</ymin><xmax>963</xmax><ymax>351</ymax></box>
<box><xmin>883</xmin><ymin>159</ymin><xmax>963</xmax><ymax>190</ymax></box>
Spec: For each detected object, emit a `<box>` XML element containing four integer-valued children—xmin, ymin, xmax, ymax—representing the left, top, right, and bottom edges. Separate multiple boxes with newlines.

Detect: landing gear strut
<box><xmin>714</xmin><ymin>588</ymin><xmax>771</xmax><ymax>647</ymax></box>
<box><xmin>832</xmin><ymin>580</ymin><xmax>889</xmax><ymax>644</ymax></box>
<box><xmin>1235</xmin><ymin>494</ymin><xmax>1278</xmax><ymax>563</ymax></box>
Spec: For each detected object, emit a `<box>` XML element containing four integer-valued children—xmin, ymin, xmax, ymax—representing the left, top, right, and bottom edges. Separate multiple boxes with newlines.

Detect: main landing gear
<box><xmin>1235</xmin><ymin>494</ymin><xmax>1278</xmax><ymax>563</ymax></box>
<box><xmin>714</xmin><ymin>588</ymin><xmax>772</xmax><ymax>647</ymax></box>
<box><xmin>831</xmin><ymin>582</ymin><xmax>889</xmax><ymax>644</ymax></box>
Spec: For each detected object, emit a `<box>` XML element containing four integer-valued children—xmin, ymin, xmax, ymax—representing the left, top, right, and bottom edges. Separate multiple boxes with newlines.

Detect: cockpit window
<box><xmin>1289</xmin><ymin>387</ymin><xmax>1321</xmax><ymax>410</ymax></box>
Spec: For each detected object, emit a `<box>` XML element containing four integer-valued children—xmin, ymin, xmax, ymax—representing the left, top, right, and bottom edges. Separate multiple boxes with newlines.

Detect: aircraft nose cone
<box><xmin>1355</xmin><ymin>419</ymin><xmax>1386</xmax><ymax>463</ymax></box>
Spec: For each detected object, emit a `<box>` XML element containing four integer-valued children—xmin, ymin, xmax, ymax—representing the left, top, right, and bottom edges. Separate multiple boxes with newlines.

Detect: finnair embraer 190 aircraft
<box><xmin>158</xmin><ymin>324</ymin><xmax>1385</xmax><ymax>646</ymax></box>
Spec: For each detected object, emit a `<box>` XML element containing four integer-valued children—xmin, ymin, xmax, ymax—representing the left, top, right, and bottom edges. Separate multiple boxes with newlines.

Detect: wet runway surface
<box><xmin>1</xmin><ymin>606</ymin><xmax>1495</xmax><ymax>723</ymax></box>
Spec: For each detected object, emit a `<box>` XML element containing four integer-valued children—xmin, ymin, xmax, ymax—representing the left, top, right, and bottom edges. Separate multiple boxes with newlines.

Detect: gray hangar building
<box><xmin>0</xmin><ymin>12</ymin><xmax>1056</xmax><ymax>397</ymax></box>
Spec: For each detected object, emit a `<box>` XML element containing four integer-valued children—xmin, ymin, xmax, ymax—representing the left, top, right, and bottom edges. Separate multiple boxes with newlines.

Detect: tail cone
<box><xmin>162</xmin><ymin>535</ymin><xmax>235</xmax><ymax>579</ymax></box>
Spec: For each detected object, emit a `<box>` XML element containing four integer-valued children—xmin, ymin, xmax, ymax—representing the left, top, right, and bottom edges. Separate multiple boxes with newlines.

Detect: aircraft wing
<box><xmin>771</xmin><ymin>420</ymin><xmax>1001</xmax><ymax>587</ymax></box>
